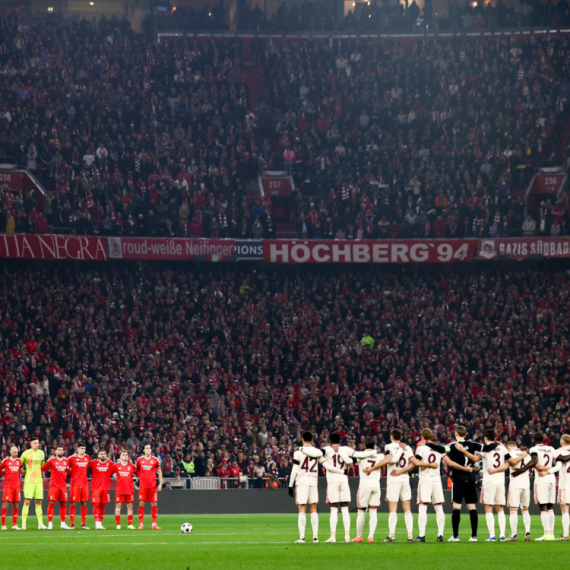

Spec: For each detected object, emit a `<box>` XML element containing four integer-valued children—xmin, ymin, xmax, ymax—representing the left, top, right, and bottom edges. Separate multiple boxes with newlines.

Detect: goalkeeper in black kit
<box><xmin>425</xmin><ymin>425</ymin><xmax>497</xmax><ymax>541</ymax></box>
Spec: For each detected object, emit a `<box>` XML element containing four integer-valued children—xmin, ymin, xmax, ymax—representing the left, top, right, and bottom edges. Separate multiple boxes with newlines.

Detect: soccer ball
<box><xmin>181</xmin><ymin>522</ymin><xmax>193</xmax><ymax>534</ymax></box>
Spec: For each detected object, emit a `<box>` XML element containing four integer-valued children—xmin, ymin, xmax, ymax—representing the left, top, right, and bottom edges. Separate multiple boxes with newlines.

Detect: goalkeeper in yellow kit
<box><xmin>20</xmin><ymin>438</ymin><xmax>47</xmax><ymax>530</ymax></box>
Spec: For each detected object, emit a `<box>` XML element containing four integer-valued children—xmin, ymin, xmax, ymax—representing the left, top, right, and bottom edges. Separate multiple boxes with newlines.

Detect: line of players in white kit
<box><xmin>288</xmin><ymin>427</ymin><xmax>570</xmax><ymax>543</ymax></box>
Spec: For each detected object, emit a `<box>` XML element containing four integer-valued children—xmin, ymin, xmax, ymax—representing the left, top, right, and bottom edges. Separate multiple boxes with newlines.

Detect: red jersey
<box><xmin>136</xmin><ymin>456</ymin><xmax>161</xmax><ymax>489</ymax></box>
<box><xmin>0</xmin><ymin>457</ymin><xmax>22</xmax><ymax>488</ymax></box>
<box><xmin>115</xmin><ymin>462</ymin><xmax>137</xmax><ymax>495</ymax></box>
<box><xmin>89</xmin><ymin>460</ymin><xmax>115</xmax><ymax>491</ymax></box>
<box><xmin>42</xmin><ymin>457</ymin><xmax>69</xmax><ymax>490</ymax></box>
<box><xmin>67</xmin><ymin>454</ymin><xmax>90</xmax><ymax>486</ymax></box>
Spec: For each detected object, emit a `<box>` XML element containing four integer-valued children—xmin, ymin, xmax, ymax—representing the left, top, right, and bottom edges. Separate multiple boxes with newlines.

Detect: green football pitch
<box><xmin>1</xmin><ymin>513</ymin><xmax>567</xmax><ymax>570</ymax></box>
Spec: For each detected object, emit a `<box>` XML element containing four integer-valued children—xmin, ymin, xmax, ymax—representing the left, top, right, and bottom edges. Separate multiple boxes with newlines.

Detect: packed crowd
<box><xmin>1</xmin><ymin>14</ymin><xmax>570</xmax><ymax>241</ymax></box>
<box><xmin>263</xmin><ymin>34</ymin><xmax>570</xmax><ymax>240</ymax></box>
<box><xmin>164</xmin><ymin>0</ymin><xmax>570</xmax><ymax>34</ymax></box>
<box><xmin>0</xmin><ymin>261</ymin><xmax>569</xmax><ymax>483</ymax></box>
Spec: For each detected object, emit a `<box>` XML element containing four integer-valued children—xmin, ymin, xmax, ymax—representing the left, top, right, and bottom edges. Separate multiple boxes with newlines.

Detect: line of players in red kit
<box><xmin>0</xmin><ymin>442</ymin><xmax>162</xmax><ymax>531</ymax></box>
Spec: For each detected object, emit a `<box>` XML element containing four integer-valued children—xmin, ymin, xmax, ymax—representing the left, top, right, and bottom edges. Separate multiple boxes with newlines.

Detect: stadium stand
<box><xmin>1</xmin><ymin>13</ymin><xmax>569</xmax><ymax>239</ymax></box>
<box><xmin>1</xmin><ymin>261</ymin><xmax>569</xmax><ymax>483</ymax></box>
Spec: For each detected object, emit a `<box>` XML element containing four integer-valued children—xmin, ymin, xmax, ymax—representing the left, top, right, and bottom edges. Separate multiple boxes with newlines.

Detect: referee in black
<box><xmin>426</xmin><ymin>425</ymin><xmax>497</xmax><ymax>541</ymax></box>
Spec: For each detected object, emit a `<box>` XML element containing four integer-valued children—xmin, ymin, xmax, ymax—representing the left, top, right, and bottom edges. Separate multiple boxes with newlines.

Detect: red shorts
<box><xmin>70</xmin><ymin>486</ymin><xmax>89</xmax><ymax>503</ymax></box>
<box><xmin>91</xmin><ymin>489</ymin><xmax>110</xmax><ymax>505</ymax></box>
<box><xmin>115</xmin><ymin>493</ymin><xmax>134</xmax><ymax>504</ymax></box>
<box><xmin>48</xmin><ymin>487</ymin><xmax>67</xmax><ymax>503</ymax></box>
<box><xmin>2</xmin><ymin>487</ymin><xmax>20</xmax><ymax>503</ymax></box>
<box><xmin>139</xmin><ymin>488</ymin><xmax>158</xmax><ymax>503</ymax></box>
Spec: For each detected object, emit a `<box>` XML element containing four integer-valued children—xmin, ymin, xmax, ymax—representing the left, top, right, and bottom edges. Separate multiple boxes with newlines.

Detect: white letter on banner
<box><xmin>353</xmin><ymin>243</ymin><xmax>370</xmax><ymax>262</ymax></box>
<box><xmin>332</xmin><ymin>243</ymin><xmax>352</xmax><ymax>262</ymax></box>
<box><xmin>410</xmin><ymin>243</ymin><xmax>429</xmax><ymax>262</ymax></box>
<box><xmin>270</xmin><ymin>242</ymin><xmax>290</xmax><ymax>262</ymax></box>
<box><xmin>313</xmin><ymin>244</ymin><xmax>331</xmax><ymax>262</ymax></box>
<box><xmin>372</xmin><ymin>243</ymin><xmax>389</xmax><ymax>262</ymax></box>
<box><xmin>291</xmin><ymin>244</ymin><xmax>311</xmax><ymax>263</ymax></box>
<box><xmin>392</xmin><ymin>243</ymin><xmax>409</xmax><ymax>262</ymax></box>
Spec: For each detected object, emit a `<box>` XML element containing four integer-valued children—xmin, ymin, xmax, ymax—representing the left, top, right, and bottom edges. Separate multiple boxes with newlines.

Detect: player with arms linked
<box><xmin>288</xmin><ymin>431</ymin><xmax>344</xmax><ymax>543</ymax></box>
<box><xmin>427</xmin><ymin>425</ymin><xmax>497</xmax><ymax>541</ymax></box>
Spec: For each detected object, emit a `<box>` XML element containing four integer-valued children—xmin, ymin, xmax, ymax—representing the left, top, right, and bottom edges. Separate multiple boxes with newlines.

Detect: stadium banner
<box><xmin>478</xmin><ymin>237</ymin><xmax>570</xmax><ymax>260</ymax></box>
<box><xmin>108</xmin><ymin>237</ymin><xmax>236</xmax><ymax>261</ymax></box>
<box><xmin>264</xmin><ymin>239</ymin><xmax>477</xmax><ymax>264</ymax></box>
<box><xmin>234</xmin><ymin>240</ymin><xmax>263</xmax><ymax>260</ymax></box>
<box><xmin>0</xmin><ymin>234</ymin><xmax>107</xmax><ymax>261</ymax></box>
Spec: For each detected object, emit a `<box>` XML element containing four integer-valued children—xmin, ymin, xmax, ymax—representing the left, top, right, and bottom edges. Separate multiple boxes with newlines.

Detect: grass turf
<box><xmin>0</xmin><ymin>513</ymin><xmax>567</xmax><ymax>570</ymax></box>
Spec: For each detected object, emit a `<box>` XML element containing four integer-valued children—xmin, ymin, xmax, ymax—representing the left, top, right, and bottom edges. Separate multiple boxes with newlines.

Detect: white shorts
<box><xmin>558</xmin><ymin>487</ymin><xmax>570</xmax><ymax>505</ymax></box>
<box><xmin>417</xmin><ymin>479</ymin><xmax>444</xmax><ymax>505</ymax></box>
<box><xmin>481</xmin><ymin>483</ymin><xmax>505</xmax><ymax>506</ymax></box>
<box><xmin>296</xmin><ymin>485</ymin><xmax>318</xmax><ymax>505</ymax></box>
<box><xmin>386</xmin><ymin>479</ymin><xmax>411</xmax><ymax>503</ymax></box>
<box><xmin>535</xmin><ymin>481</ymin><xmax>556</xmax><ymax>505</ymax></box>
<box><xmin>326</xmin><ymin>480</ymin><xmax>351</xmax><ymax>504</ymax></box>
<box><xmin>507</xmin><ymin>487</ymin><xmax>530</xmax><ymax>510</ymax></box>
<box><xmin>357</xmin><ymin>486</ymin><xmax>381</xmax><ymax>509</ymax></box>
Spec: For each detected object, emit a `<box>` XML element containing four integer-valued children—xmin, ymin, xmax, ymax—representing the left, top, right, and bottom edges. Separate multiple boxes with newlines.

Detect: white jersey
<box><xmin>508</xmin><ymin>448</ymin><xmax>530</xmax><ymax>490</ymax></box>
<box><xmin>356</xmin><ymin>451</ymin><xmax>385</xmax><ymax>488</ymax></box>
<box><xmin>481</xmin><ymin>444</ymin><xmax>510</xmax><ymax>485</ymax></box>
<box><xmin>292</xmin><ymin>448</ymin><xmax>319</xmax><ymax>487</ymax></box>
<box><xmin>554</xmin><ymin>447</ymin><xmax>570</xmax><ymax>490</ymax></box>
<box><xmin>415</xmin><ymin>444</ymin><xmax>443</xmax><ymax>480</ymax></box>
<box><xmin>529</xmin><ymin>444</ymin><xmax>556</xmax><ymax>483</ymax></box>
<box><xmin>384</xmin><ymin>442</ymin><xmax>412</xmax><ymax>481</ymax></box>
<box><xmin>321</xmin><ymin>446</ymin><xmax>348</xmax><ymax>483</ymax></box>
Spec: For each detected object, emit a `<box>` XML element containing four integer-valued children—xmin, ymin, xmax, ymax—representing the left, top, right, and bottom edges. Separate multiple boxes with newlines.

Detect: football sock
<box><xmin>435</xmin><ymin>505</ymin><xmax>445</xmax><ymax>537</ymax></box>
<box><xmin>47</xmin><ymin>503</ymin><xmax>54</xmax><ymax>523</ymax></box>
<box><xmin>93</xmin><ymin>504</ymin><xmax>99</xmax><ymax>523</ymax></box>
<box><xmin>522</xmin><ymin>511</ymin><xmax>531</xmax><ymax>534</ymax></box>
<box><xmin>69</xmin><ymin>505</ymin><xmax>76</xmax><ymax>526</ymax></box>
<box><xmin>22</xmin><ymin>503</ymin><xmax>29</xmax><ymax>526</ymax></box>
<box><xmin>510</xmin><ymin>511</ymin><xmax>518</xmax><ymax>537</ymax></box>
<box><xmin>485</xmin><ymin>512</ymin><xmax>495</xmax><ymax>537</ymax></box>
<box><xmin>151</xmin><ymin>506</ymin><xmax>158</xmax><ymax>524</ymax></box>
<box><xmin>60</xmin><ymin>504</ymin><xmax>66</xmax><ymax>524</ymax></box>
<box><xmin>298</xmin><ymin>512</ymin><xmax>306</xmax><ymax>539</ymax></box>
<box><xmin>138</xmin><ymin>506</ymin><xmax>144</xmax><ymax>525</ymax></box>
<box><xmin>548</xmin><ymin>509</ymin><xmax>556</xmax><ymax>535</ymax></box>
<box><xmin>115</xmin><ymin>515</ymin><xmax>121</xmax><ymax>526</ymax></box>
<box><xmin>418</xmin><ymin>504</ymin><xmax>428</xmax><ymax>537</ymax></box>
<box><xmin>452</xmin><ymin>509</ymin><xmax>460</xmax><ymax>538</ymax></box>
<box><xmin>128</xmin><ymin>514</ymin><xmax>133</xmax><ymax>526</ymax></box>
<box><xmin>81</xmin><ymin>506</ymin><xmax>87</xmax><ymax>525</ymax></box>
<box><xmin>497</xmin><ymin>510</ymin><xmax>506</xmax><ymax>537</ymax></box>
<box><xmin>562</xmin><ymin>512</ymin><xmax>569</xmax><ymax>537</ymax></box>
<box><xmin>311</xmin><ymin>512</ymin><xmax>319</xmax><ymax>538</ymax></box>
<box><xmin>369</xmin><ymin>509</ymin><xmax>378</xmax><ymax>538</ymax></box>
<box><xmin>388</xmin><ymin>512</ymin><xmax>397</xmax><ymax>538</ymax></box>
<box><xmin>540</xmin><ymin>511</ymin><xmax>549</xmax><ymax>534</ymax></box>
<box><xmin>35</xmin><ymin>504</ymin><xmax>43</xmax><ymax>526</ymax></box>
<box><xmin>99</xmin><ymin>503</ymin><xmax>105</xmax><ymax>524</ymax></box>
<box><xmin>469</xmin><ymin>509</ymin><xmax>478</xmax><ymax>537</ymax></box>
<box><xmin>341</xmin><ymin>506</ymin><xmax>350</xmax><ymax>537</ymax></box>
<box><xmin>12</xmin><ymin>507</ymin><xmax>18</xmax><ymax>526</ymax></box>
<box><xmin>329</xmin><ymin>507</ymin><xmax>338</xmax><ymax>537</ymax></box>
<box><xmin>1</xmin><ymin>508</ymin><xmax>6</xmax><ymax>526</ymax></box>
<box><xmin>356</xmin><ymin>510</ymin><xmax>365</xmax><ymax>538</ymax></box>
<box><xmin>404</xmin><ymin>511</ymin><xmax>413</xmax><ymax>538</ymax></box>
